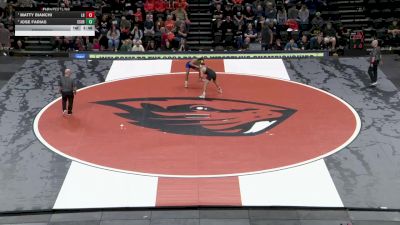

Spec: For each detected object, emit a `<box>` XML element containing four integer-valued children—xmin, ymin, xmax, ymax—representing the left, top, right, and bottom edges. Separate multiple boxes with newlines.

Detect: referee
<box><xmin>368</xmin><ymin>39</ymin><xmax>382</xmax><ymax>87</ymax></box>
<box><xmin>59</xmin><ymin>69</ymin><xmax>77</xmax><ymax>115</ymax></box>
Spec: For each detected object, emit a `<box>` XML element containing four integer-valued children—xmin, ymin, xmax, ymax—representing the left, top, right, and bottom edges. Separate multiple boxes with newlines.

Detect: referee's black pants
<box><xmin>369</xmin><ymin>60</ymin><xmax>379</xmax><ymax>83</ymax></box>
<box><xmin>61</xmin><ymin>91</ymin><xmax>74</xmax><ymax>114</ymax></box>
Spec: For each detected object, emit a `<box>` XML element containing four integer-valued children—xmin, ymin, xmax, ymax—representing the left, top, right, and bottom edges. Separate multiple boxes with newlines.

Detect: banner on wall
<box><xmin>71</xmin><ymin>51</ymin><xmax>327</xmax><ymax>60</ymax></box>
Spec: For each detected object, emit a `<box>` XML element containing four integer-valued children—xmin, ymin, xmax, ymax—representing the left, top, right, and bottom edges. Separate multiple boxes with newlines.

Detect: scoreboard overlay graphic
<box><xmin>15</xmin><ymin>10</ymin><xmax>95</xmax><ymax>36</ymax></box>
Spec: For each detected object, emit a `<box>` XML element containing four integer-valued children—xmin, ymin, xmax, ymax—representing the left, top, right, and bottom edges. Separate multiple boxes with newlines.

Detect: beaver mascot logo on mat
<box><xmin>94</xmin><ymin>97</ymin><xmax>296</xmax><ymax>136</ymax></box>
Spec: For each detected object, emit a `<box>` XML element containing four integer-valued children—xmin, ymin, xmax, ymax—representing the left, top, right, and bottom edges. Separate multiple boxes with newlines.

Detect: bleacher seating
<box><xmin>0</xmin><ymin>0</ymin><xmax>399</xmax><ymax>55</ymax></box>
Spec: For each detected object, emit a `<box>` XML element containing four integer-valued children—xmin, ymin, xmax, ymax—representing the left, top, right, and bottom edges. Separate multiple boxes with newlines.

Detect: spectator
<box><xmin>144</xmin><ymin>13</ymin><xmax>155</xmax><ymax>37</ymax></box>
<box><xmin>160</xmin><ymin>27</ymin><xmax>168</xmax><ymax>49</ymax></box>
<box><xmin>144</xmin><ymin>0</ymin><xmax>155</xmax><ymax>12</ymax></box>
<box><xmin>85</xmin><ymin>37</ymin><xmax>92</xmax><ymax>51</ymax></box>
<box><xmin>223</xmin><ymin>15</ymin><xmax>235</xmax><ymax>46</ymax></box>
<box><xmin>175</xmin><ymin>17</ymin><xmax>184</xmax><ymax>30</ymax></box>
<box><xmin>388</xmin><ymin>19</ymin><xmax>400</xmax><ymax>38</ymax></box>
<box><xmin>107</xmin><ymin>24</ymin><xmax>120</xmax><ymax>50</ymax></box>
<box><xmin>120</xmin><ymin>16</ymin><xmax>132</xmax><ymax>40</ymax></box>
<box><xmin>256</xmin><ymin>16</ymin><xmax>265</xmax><ymax>32</ymax></box>
<box><xmin>311</xmin><ymin>11</ymin><xmax>324</xmax><ymax>29</ymax></box>
<box><xmin>177</xmin><ymin>35</ymin><xmax>187</xmax><ymax>51</ymax></box>
<box><xmin>132</xmin><ymin>15</ymin><xmax>143</xmax><ymax>29</ymax></box>
<box><xmin>57</xmin><ymin>38</ymin><xmax>66</xmax><ymax>51</ymax></box>
<box><xmin>264</xmin><ymin>2</ymin><xmax>276</xmax><ymax>24</ymax></box>
<box><xmin>99</xmin><ymin>15</ymin><xmax>111</xmax><ymax>35</ymax></box>
<box><xmin>134</xmin><ymin>8</ymin><xmax>143</xmax><ymax>23</ymax></box>
<box><xmin>232</xmin><ymin>0</ymin><xmax>243</xmax><ymax>6</ymax></box>
<box><xmin>284</xmin><ymin>38</ymin><xmax>298</xmax><ymax>50</ymax></box>
<box><xmin>74</xmin><ymin>37</ymin><xmax>85</xmax><ymax>51</ymax></box>
<box><xmin>233</xmin><ymin>9</ymin><xmax>244</xmax><ymax>27</ymax></box>
<box><xmin>277</xmin><ymin>7</ymin><xmax>287</xmax><ymax>26</ymax></box>
<box><xmin>310</xmin><ymin>32</ymin><xmax>325</xmax><ymax>49</ymax></box>
<box><xmin>174</xmin><ymin>0</ymin><xmax>188</xmax><ymax>10</ymax></box>
<box><xmin>243</xmin><ymin>5</ymin><xmax>255</xmax><ymax>24</ymax></box>
<box><xmin>5</xmin><ymin>3</ymin><xmax>14</xmax><ymax>21</ymax></box>
<box><xmin>177</xmin><ymin>24</ymin><xmax>187</xmax><ymax>51</ymax></box>
<box><xmin>287</xmin><ymin>5</ymin><xmax>298</xmax><ymax>20</ymax></box>
<box><xmin>297</xmin><ymin>34</ymin><xmax>310</xmax><ymax>50</ymax></box>
<box><xmin>233</xmin><ymin>3</ymin><xmax>243</xmax><ymax>16</ymax></box>
<box><xmin>65</xmin><ymin>37</ymin><xmax>74</xmax><ymax>51</ymax></box>
<box><xmin>273</xmin><ymin>38</ymin><xmax>283</xmax><ymax>50</ymax></box>
<box><xmin>165</xmin><ymin>15</ymin><xmax>176</xmax><ymax>32</ymax></box>
<box><xmin>131</xmin><ymin>24</ymin><xmax>144</xmax><ymax>42</ymax></box>
<box><xmin>146</xmin><ymin>39</ymin><xmax>156</xmax><ymax>51</ymax></box>
<box><xmin>323</xmin><ymin>22</ymin><xmax>336</xmax><ymax>49</ymax></box>
<box><xmin>336</xmin><ymin>23</ymin><xmax>348</xmax><ymax>49</ymax></box>
<box><xmin>165</xmin><ymin>29</ymin><xmax>175</xmax><ymax>49</ymax></box>
<box><xmin>172</xmin><ymin>6</ymin><xmax>189</xmax><ymax>22</ymax></box>
<box><xmin>265</xmin><ymin>0</ymin><xmax>275</xmax><ymax>7</ymax></box>
<box><xmin>212</xmin><ymin>17</ymin><xmax>224</xmax><ymax>48</ymax></box>
<box><xmin>244</xmin><ymin>23</ymin><xmax>257</xmax><ymax>47</ymax></box>
<box><xmin>224</xmin><ymin>4</ymin><xmax>234</xmax><ymax>18</ymax></box>
<box><xmin>212</xmin><ymin>3</ymin><xmax>224</xmax><ymax>20</ymax></box>
<box><xmin>132</xmin><ymin>40</ymin><xmax>145</xmax><ymax>51</ymax></box>
<box><xmin>15</xmin><ymin>39</ymin><xmax>24</xmax><ymax>50</ymax></box>
<box><xmin>92</xmin><ymin>38</ymin><xmax>101</xmax><ymax>51</ymax></box>
<box><xmin>135</xmin><ymin>0</ymin><xmax>145</xmax><ymax>10</ymax></box>
<box><xmin>223</xmin><ymin>15</ymin><xmax>235</xmax><ymax>34</ymax></box>
<box><xmin>212</xmin><ymin>0</ymin><xmax>223</xmax><ymax>8</ymax></box>
<box><xmin>0</xmin><ymin>23</ymin><xmax>10</xmax><ymax>55</ymax></box>
<box><xmin>234</xmin><ymin>24</ymin><xmax>244</xmax><ymax>49</ymax></box>
<box><xmin>255</xmin><ymin>4</ymin><xmax>265</xmax><ymax>19</ymax></box>
<box><xmin>110</xmin><ymin>13</ymin><xmax>120</xmax><ymax>28</ymax></box>
<box><xmin>120</xmin><ymin>39</ymin><xmax>133</xmax><ymax>51</ymax></box>
<box><xmin>154</xmin><ymin>0</ymin><xmax>167</xmax><ymax>13</ymax></box>
<box><xmin>155</xmin><ymin>16</ymin><xmax>165</xmax><ymax>32</ymax></box>
<box><xmin>260</xmin><ymin>21</ymin><xmax>273</xmax><ymax>50</ymax></box>
<box><xmin>286</xmin><ymin>19</ymin><xmax>299</xmax><ymax>31</ymax></box>
<box><xmin>176</xmin><ymin>23</ymin><xmax>187</xmax><ymax>43</ymax></box>
<box><xmin>212</xmin><ymin>17</ymin><xmax>224</xmax><ymax>34</ymax></box>
<box><xmin>298</xmin><ymin>4</ymin><xmax>309</xmax><ymax>25</ymax></box>
<box><xmin>251</xmin><ymin>0</ymin><xmax>263</xmax><ymax>8</ymax></box>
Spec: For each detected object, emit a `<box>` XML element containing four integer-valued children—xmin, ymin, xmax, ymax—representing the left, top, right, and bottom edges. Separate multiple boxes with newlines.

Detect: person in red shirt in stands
<box><xmin>165</xmin><ymin>15</ymin><xmax>176</xmax><ymax>32</ymax></box>
<box><xmin>134</xmin><ymin>8</ymin><xmax>143</xmax><ymax>23</ymax></box>
<box><xmin>232</xmin><ymin>0</ymin><xmax>243</xmax><ymax>6</ymax></box>
<box><xmin>92</xmin><ymin>38</ymin><xmax>101</xmax><ymax>51</ymax></box>
<box><xmin>165</xmin><ymin>29</ymin><xmax>175</xmax><ymax>49</ymax></box>
<box><xmin>155</xmin><ymin>0</ymin><xmax>167</xmax><ymax>13</ymax></box>
<box><xmin>144</xmin><ymin>0</ymin><xmax>155</xmax><ymax>12</ymax></box>
<box><xmin>286</xmin><ymin>19</ymin><xmax>299</xmax><ymax>31</ymax></box>
<box><xmin>174</xmin><ymin>0</ymin><xmax>188</xmax><ymax>10</ymax></box>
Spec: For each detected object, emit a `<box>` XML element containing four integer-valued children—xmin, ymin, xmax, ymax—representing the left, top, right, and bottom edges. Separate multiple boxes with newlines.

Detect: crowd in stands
<box><xmin>210</xmin><ymin>0</ymin><xmax>399</xmax><ymax>52</ymax></box>
<box><xmin>0</xmin><ymin>0</ymin><xmax>191</xmax><ymax>52</ymax></box>
<box><xmin>52</xmin><ymin>0</ymin><xmax>191</xmax><ymax>51</ymax></box>
<box><xmin>211</xmin><ymin>0</ymin><xmax>340</xmax><ymax>51</ymax></box>
<box><xmin>0</xmin><ymin>0</ymin><xmax>399</xmax><ymax>53</ymax></box>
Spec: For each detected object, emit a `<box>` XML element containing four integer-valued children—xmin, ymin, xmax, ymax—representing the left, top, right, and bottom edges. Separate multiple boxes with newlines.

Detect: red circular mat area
<box><xmin>35</xmin><ymin>73</ymin><xmax>360</xmax><ymax>177</ymax></box>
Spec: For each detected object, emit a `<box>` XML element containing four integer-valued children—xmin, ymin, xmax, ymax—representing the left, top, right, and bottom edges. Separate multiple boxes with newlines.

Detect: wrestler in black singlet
<box><xmin>204</xmin><ymin>67</ymin><xmax>217</xmax><ymax>81</ymax></box>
